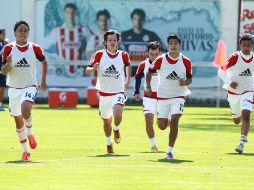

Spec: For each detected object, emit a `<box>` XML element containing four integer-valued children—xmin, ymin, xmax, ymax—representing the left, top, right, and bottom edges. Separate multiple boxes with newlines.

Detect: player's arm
<box><xmin>225</xmin><ymin>53</ymin><xmax>238</xmax><ymax>89</ymax></box>
<box><xmin>33</xmin><ymin>44</ymin><xmax>48</xmax><ymax>91</ymax></box>
<box><xmin>1</xmin><ymin>45</ymin><xmax>12</xmax><ymax>75</ymax></box>
<box><xmin>85</xmin><ymin>51</ymin><xmax>102</xmax><ymax>75</ymax></box>
<box><xmin>122</xmin><ymin>52</ymin><xmax>131</xmax><ymax>89</ymax></box>
<box><xmin>146</xmin><ymin>57</ymin><xmax>162</xmax><ymax>96</ymax></box>
<box><xmin>179</xmin><ymin>57</ymin><xmax>192</xmax><ymax>86</ymax></box>
<box><xmin>133</xmin><ymin>62</ymin><xmax>145</xmax><ymax>101</ymax></box>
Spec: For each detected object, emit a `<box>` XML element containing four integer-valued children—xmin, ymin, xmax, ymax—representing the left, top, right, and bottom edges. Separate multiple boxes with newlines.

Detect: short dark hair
<box><xmin>147</xmin><ymin>41</ymin><xmax>161</xmax><ymax>51</ymax></box>
<box><xmin>64</xmin><ymin>3</ymin><xmax>77</xmax><ymax>11</ymax></box>
<box><xmin>96</xmin><ymin>9</ymin><xmax>111</xmax><ymax>21</ymax></box>
<box><xmin>0</xmin><ymin>28</ymin><xmax>5</xmax><ymax>34</ymax></box>
<box><xmin>103</xmin><ymin>29</ymin><xmax>121</xmax><ymax>42</ymax></box>
<box><xmin>167</xmin><ymin>34</ymin><xmax>181</xmax><ymax>44</ymax></box>
<box><xmin>131</xmin><ymin>8</ymin><xmax>146</xmax><ymax>21</ymax></box>
<box><xmin>239</xmin><ymin>33</ymin><xmax>253</xmax><ymax>44</ymax></box>
<box><xmin>14</xmin><ymin>20</ymin><xmax>30</xmax><ymax>32</ymax></box>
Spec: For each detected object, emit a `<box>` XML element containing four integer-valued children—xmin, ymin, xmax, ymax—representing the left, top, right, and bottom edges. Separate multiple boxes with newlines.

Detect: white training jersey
<box><xmin>6</xmin><ymin>42</ymin><xmax>38</xmax><ymax>88</ymax></box>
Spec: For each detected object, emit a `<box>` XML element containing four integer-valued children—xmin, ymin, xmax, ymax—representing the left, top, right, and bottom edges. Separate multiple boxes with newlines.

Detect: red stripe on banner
<box><xmin>60</xmin><ymin>28</ymin><xmax>66</xmax><ymax>58</ymax></box>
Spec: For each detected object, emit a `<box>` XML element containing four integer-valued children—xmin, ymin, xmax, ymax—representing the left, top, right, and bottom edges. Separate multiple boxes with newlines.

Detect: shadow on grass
<box><xmin>149</xmin><ymin>159</ymin><xmax>194</xmax><ymax>163</ymax></box>
<box><xmin>226</xmin><ymin>152</ymin><xmax>254</xmax><ymax>156</ymax></box>
<box><xmin>5</xmin><ymin>160</ymin><xmax>41</xmax><ymax>164</ymax></box>
<box><xmin>88</xmin><ymin>154</ymin><xmax>130</xmax><ymax>158</ymax></box>
<box><xmin>138</xmin><ymin>151</ymin><xmax>166</xmax><ymax>154</ymax></box>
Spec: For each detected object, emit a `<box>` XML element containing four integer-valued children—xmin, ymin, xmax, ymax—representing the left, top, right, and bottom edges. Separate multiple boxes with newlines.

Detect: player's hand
<box><xmin>7</xmin><ymin>55</ymin><xmax>12</xmax><ymax>65</ymax></box>
<box><xmin>40</xmin><ymin>80</ymin><xmax>47</xmax><ymax>91</ymax></box>
<box><xmin>230</xmin><ymin>82</ymin><xmax>238</xmax><ymax>89</ymax></box>
<box><xmin>146</xmin><ymin>86</ymin><xmax>152</xmax><ymax>97</ymax></box>
<box><xmin>179</xmin><ymin>78</ymin><xmax>186</xmax><ymax>86</ymax></box>
<box><xmin>93</xmin><ymin>63</ymin><xmax>99</xmax><ymax>71</ymax></box>
<box><xmin>124</xmin><ymin>81</ymin><xmax>130</xmax><ymax>89</ymax></box>
<box><xmin>134</xmin><ymin>94</ymin><xmax>141</xmax><ymax>101</ymax></box>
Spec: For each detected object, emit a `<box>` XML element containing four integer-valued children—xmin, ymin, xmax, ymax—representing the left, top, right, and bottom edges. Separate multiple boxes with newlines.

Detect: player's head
<box><xmin>64</xmin><ymin>3</ymin><xmax>78</xmax><ymax>26</ymax></box>
<box><xmin>147</xmin><ymin>41</ymin><xmax>161</xmax><ymax>61</ymax></box>
<box><xmin>0</xmin><ymin>28</ymin><xmax>5</xmax><ymax>41</ymax></box>
<box><xmin>103</xmin><ymin>29</ymin><xmax>121</xmax><ymax>52</ymax></box>
<box><xmin>239</xmin><ymin>33</ymin><xmax>253</xmax><ymax>55</ymax></box>
<box><xmin>167</xmin><ymin>34</ymin><xmax>181</xmax><ymax>53</ymax></box>
<box><xmin>14</xmin><ymin>20</ymin><xmax>30</xmax><ymax>44</ymax></box>
<box><xmin>96</xmin><ymin>9</ymin><xmax>111</xmax><ymax>31</ymax></box>
<box><xmin>131</xmin><ymin>9</ymin><xmax>146</xmax><ymax>30</ymax></box>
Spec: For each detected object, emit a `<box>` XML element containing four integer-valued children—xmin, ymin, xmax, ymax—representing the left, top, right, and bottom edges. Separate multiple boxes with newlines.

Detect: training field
<box><xmin>1</xmin><ymin>105</ymin><xmax>254</xmax><ymax>190</ymax></box>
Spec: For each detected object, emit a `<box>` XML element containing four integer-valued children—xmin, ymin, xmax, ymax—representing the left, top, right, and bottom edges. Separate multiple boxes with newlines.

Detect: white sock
<box><xmin>24</xmin><ymin>114</ymin><xmax>32</xmax><ymax>127</ymax></box>
<box><xmin>167</xmin><ymin>146</ymin><xmax>173</xmax><ymax>153</ymax></box>
<box><xmin>150</xmin><ymin>137</ymin><xmax>157</xmax><ymax>146</ymax></box>
<box><xmin>240</xmin><ymin>135</ymin><xmax>247</xmax><ymax>143</ymax></box>
<box><xmin>113</xmin><ymin>125</ymin><xmax>119</xmax><ymax>131</ymax></box>
<box><xmin>26</xmin><ymin>125</ymin><xmax>33</xmax><ymax>136</ymax></box>
<box><xmin>106</xmin><ymin>136</ymin><xmax>112</xmax><ymax>145</ymax></box>
<box><xmin>16</xmin><ymin>127</ymin><xmax>29</xmax><ymax>152</ymax></box>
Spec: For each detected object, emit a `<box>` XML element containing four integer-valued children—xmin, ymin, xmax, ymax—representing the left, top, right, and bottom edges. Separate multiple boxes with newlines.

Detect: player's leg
<box><xmin>0</xmin><ymin>74</ymin><xmax>6</xmax><ymax>110</ymax></box>
<box><xmin>228</xmin><ymin>94</ymin><xmax>241</xmax><ymax>125</ymax></box>
<box><xmin>9</xmin><ymin>88</ymin><xmax>30</xmax><ymax>160</ymax></box>
<box><xmin>112</xmin><ymin>93</ymin><xmax>126</xmax><ymax>144</ymax></box>
<box><xmin>235</xmin><ymin>93</ymin><xmax>253</xmax><ymax>153</ymax></box>
<box><xmin>166</xmin><ymin>99</ymin><xmax>185</xmax><ymax>160</ymax></box>
<box><xmin>157</xmin><ymin>100</ymin><xmax>170</xmax><ymax>130</ymax></box>
<box><xmin>21</xmin><ymin>87</ymin><xmax>37</xmax><ymax>149</ymax></box>
<box><xmin>143</xmin><ymin>97</ymin><xmax>158</xmax><ymax>152</ymax></box>
<box><xmin>99</xmin><ymin>96</ymin><xmax>114</xmax><ymax>153</ymax></box>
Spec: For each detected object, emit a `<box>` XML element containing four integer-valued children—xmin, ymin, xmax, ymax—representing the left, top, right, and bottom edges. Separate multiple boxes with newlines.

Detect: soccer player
<box><xmin>146</xmin><ymin>34</ymin><xmax>192</xmax><ymax>160</ymax></box>
<box><xmin>133</xmin><ymin>41</ymin><xmax>160</xmax><ymax>152</ymax></box>
<box><xmin>218</xmin><ymin>33</ymin><xmax>254</xmax><ymax>154</ymax></box>
<box><xmin>1</xmin><ymin>21</ymin><xmax>47</xmax><ymax>160</ymax></box>
<box><xmin>0</xmin><ymin>28</ymin><xmax>8</xmax><ymax>111</ymax></box>
<box><xmin>85</xmin><ymin>29</ymin><xmax>131</xmax><ymax>154</ymax></box>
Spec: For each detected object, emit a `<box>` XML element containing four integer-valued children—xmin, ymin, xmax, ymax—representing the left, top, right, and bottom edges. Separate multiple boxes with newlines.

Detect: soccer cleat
<box><xmin>107</xmin><ymin>144</ymin><xmax>114</xmax><ymax>154</ymax></box>
<box><xmin>166</xmin><ymin>152</ymin><xmax>174</xmax><ymax>160</ymax></box>
<box><xmin>151</xmin><ymin>145</ymin><xmax>159</xmax><ymax>153</ymax></box>
<box><xmin>113</xmin><ymin>130</ymin><xmax>121</xmax><ymax>144</ymax></box>
<box><xmin>21</xmin><ymin>152</ymin><xmax>30</xmax><ymax>160</ymax></box>
<box><xmin>27</xmin><ymin>134</ymin><xmax>37</xmax><ymax>149</ymax></box>
<box><xmin>235</xmin><ymin>142</ymin><xmax>244</xmax><ymax>154</ymax></box>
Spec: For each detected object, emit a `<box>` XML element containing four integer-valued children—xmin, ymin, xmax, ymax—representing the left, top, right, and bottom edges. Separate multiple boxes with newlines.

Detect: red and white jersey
<box><xmin>149</xmin><ymin>53</ymin><xmax>192</xmax><ymax>98</ymax></box>
<box><xmin>2</xmin><ymin>42</ymin><xmax>45</xmax><ymax>88</ymax></box>
<box><xmin>44</xmin><ymin>24</ymin><xmax>93</xmax><ymax>60</ymax></box>
<box><xmin>88</xmin><ymin>49</ymin><xmax>130</xmax><ymax>94</ymax></box>
<box><xmin>135</xmin><ymin>58</ymin><xmax>158</xmax><ymax>98</ymax></box>
<box><xmin>225</xmin><ymin>51</ymin><xmax>254</xmax><ymax>94</ymax></box>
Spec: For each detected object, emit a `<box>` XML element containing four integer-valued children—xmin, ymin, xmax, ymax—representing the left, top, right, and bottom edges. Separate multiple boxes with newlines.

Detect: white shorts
<box><xmin>8</xmin><ymin>86</ymin><xmax>37</xmax><ymax>116</ymax></box>
<box><xmin>157</xmin><ymin>98</ymin><xmax>185</xmax><ymax>119</ymax></box>
<box><xmin>99</xmin><ymin>93</ymin><xmax>127</xmax><ymax>119</ymax></box>
<box><xmin>227</xmin><ymin>92</ymin><xmax>253</xmax><ymax>118</ymax></box>
<box><xmin>143</xmin><ymin>97</ymin><xmax>157</xmax><ymax>115</ymax></box>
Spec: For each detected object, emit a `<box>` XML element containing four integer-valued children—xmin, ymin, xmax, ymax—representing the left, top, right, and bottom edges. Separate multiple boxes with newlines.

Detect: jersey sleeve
<box><xmin>226</xmin><ymin>53</ymin><xmax>238</xmax><ymax>70</ymax></box>
<box><xmin>122</xmin><ymin>51</ymin><xmax>130</xmax><ymax>66</ymax></box>
<box><xmin>88</xmin><ymin>50</ymin><xmax>103</xmax><ymax>67</ymax></box>
<box><xmin>134</xmin><ymin>61</ymin><xmax>145</xmax><ymax>95</ymax></box>
<box><xmin>1</xmin><ymin>44</ymin><xmax>13</xmax><ymax>65</ymax></box>
<box><xmin>32</xmin><ymin>44</ymin><xmax>46</xmax><ymax>62</ymax></box>
<box><xmin>183</xmin><ymin>56</ymin><xmax>192</xmax><ymax>79</ymax></box>
<box><xmin>149</xmin><ymin>57</ymin><xmax>162</xmax><ymax>73</ymax></box>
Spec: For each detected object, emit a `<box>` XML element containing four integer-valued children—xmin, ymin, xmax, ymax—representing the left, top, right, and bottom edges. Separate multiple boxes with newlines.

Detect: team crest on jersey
<box><xmin>102</xmin><ymin>64</ymin><xmax>120</xmax><ymax>79</ymax></box>
<box><xmin>239</xmin><ymin>68</ymin><xmax>252</xmax><ymax>76</ymax></box>
<box><xmin>166</xmin><ymin>71</ymin><xmax>180</xmax><ymax>80</ymax></box>
<box><xmin>15</xmin><ymin>58</ymin><xmax>30</xmax><ymax>67</ymax></box>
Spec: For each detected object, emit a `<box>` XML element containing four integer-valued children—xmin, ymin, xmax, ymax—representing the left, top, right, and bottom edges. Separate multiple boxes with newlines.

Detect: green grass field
<box><xmin>1</xmin><ymin>105</ymin><xmax>254</xmax><ymax>190</ymax></box>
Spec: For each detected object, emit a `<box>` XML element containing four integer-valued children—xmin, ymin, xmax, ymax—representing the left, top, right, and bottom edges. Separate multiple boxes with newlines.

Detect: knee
<box><xmin>157</xmin><ymin>119</ymin><xmax>167</xmax><ymax>130</ymax></box>
<box><xmin>233</xmin><ymin>118</ymin><xmax>241</xmax><ymax>125</ymax></box>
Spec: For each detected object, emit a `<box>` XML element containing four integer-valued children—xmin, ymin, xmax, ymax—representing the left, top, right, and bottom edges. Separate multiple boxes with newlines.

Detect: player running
<box><xmin>133</xmin><ymin>41</ymin><xmax>161</xmax><ymax>152</ymax></box>
<box><xmin>85</xmin><ymin>29</ymin><xmax>131</xmax><ymax>154</ymax></box>
<box><xmin>218</xmin><ymin>33</ymin><xmax>254</xmax><ymax>154</ymax></box>
<box><xmin>146</xmin><ymin>34</ymin><xmax>192</xmax><ymax>160</ymax></box>
<box><xmin>1</xmin><ymin>20</ymin><xmax>47</xmax><ymax>160</ymax></box>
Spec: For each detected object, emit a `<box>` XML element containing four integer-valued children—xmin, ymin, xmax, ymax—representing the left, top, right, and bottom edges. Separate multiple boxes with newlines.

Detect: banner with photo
<box><xmin>241</xmin><ymin>0</ymin><xmax>254</xmax><ymax>35</ymax></box>
<box><xmin>36</xmin><ymin>0</ymin><xmax>221</xmax><ymax>87</ymax></box>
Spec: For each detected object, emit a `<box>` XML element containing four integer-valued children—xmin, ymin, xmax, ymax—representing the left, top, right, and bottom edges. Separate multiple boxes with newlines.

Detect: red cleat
<box><xmin>27</xmin><ymin>134</ymin><xmax>37</xmax><ymax>149</ymax></box>
<box><xmin>107</xmin><ymin>144</ymin><xmax>114</xmax><ymax>154</ymax></box>
<box><xmin>21</xmin><ymin>152</ymin><xmax>30</xmax><ymax>160</ymax></box>
<box><xmin>113</xmin><ymin>130</ymin><xmax>121</xmax><ymax>144</ymax></box>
